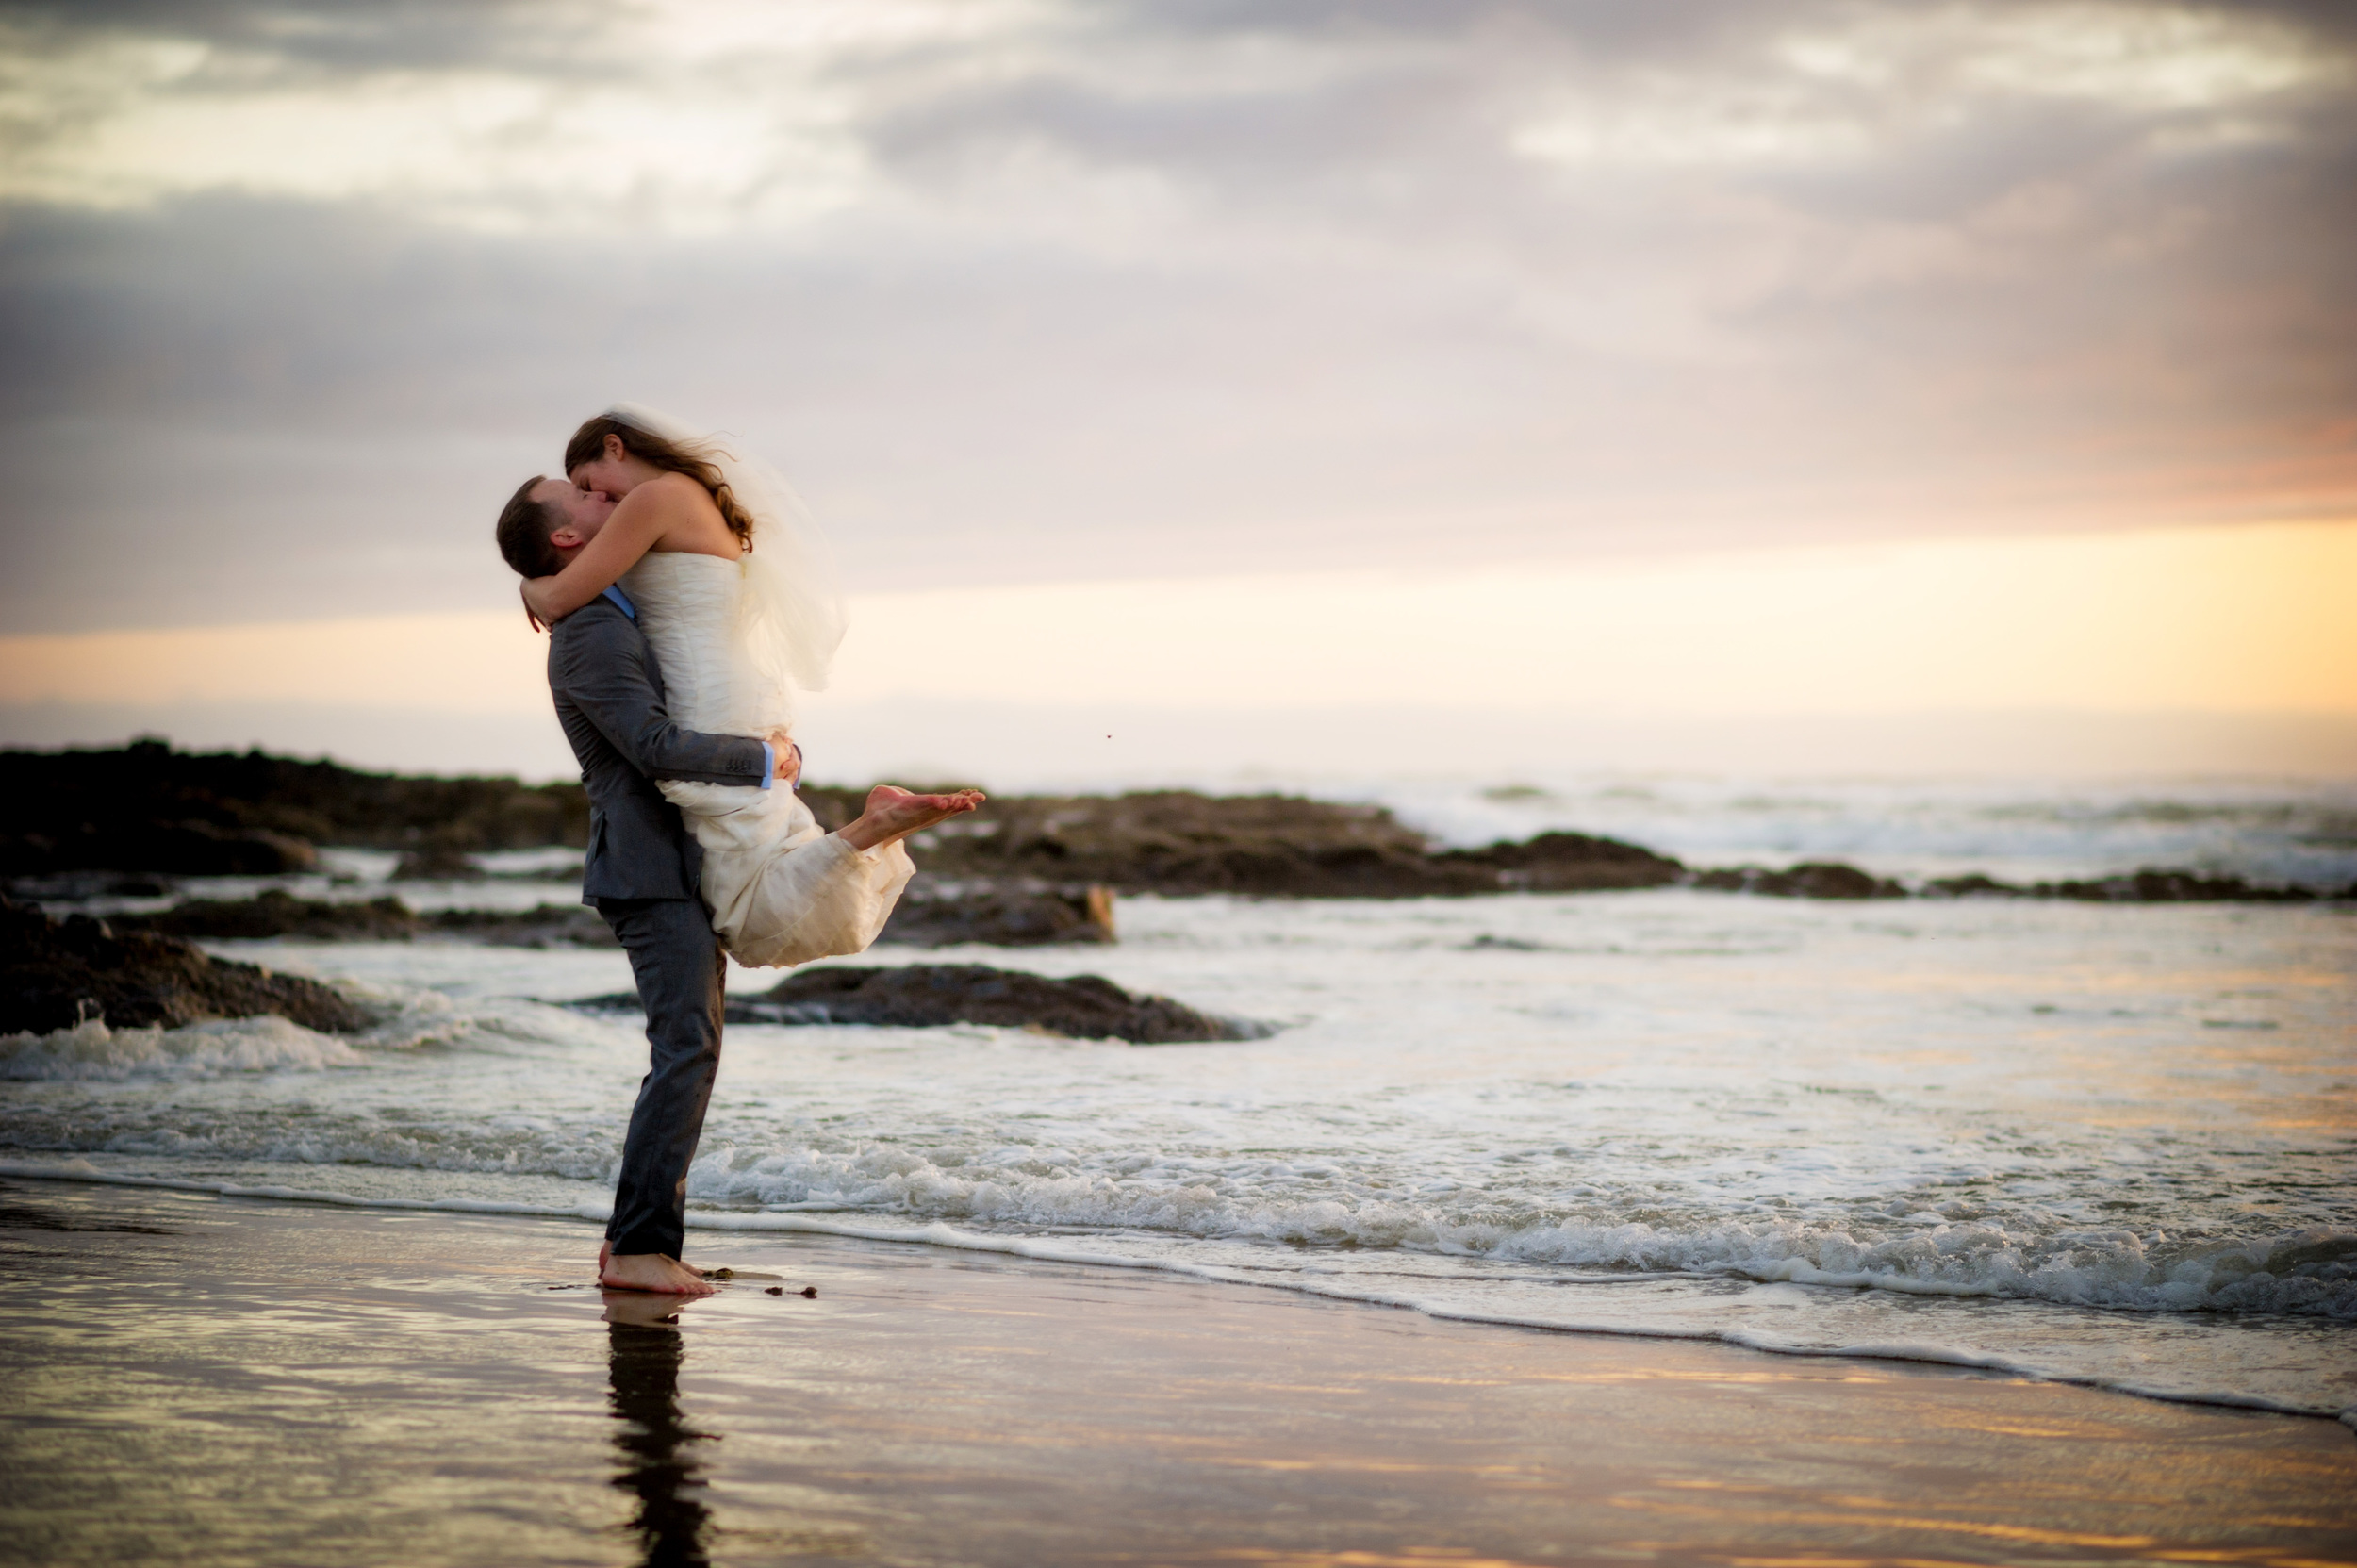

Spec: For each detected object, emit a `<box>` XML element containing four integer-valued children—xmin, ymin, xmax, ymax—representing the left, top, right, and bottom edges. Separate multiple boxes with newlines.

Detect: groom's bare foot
<box><xmin>602</xmin><ymin>1291</ymin><xmax>693</xmax><ymax>1328</ymax></box>
<box><xmin>601</xmin><ymin>1250</ymin><xmax>716</xmax><ymax>1296</ymax></box>
<box><xmin>837</xmin><ymin>784</ymin><xmax>986</xmax><ymax>852</ymax></box>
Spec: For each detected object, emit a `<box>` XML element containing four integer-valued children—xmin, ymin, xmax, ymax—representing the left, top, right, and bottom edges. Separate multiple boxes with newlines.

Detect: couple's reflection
<box><xmin>604</xmin><ymin>1293</ymin><xmax>715</xmax><ymax>1568</ymax></box>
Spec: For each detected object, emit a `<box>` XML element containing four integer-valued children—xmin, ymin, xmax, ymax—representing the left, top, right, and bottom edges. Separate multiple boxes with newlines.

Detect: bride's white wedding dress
<box><xmin>621</xmin><ymin>551</ymin><xmax>915</xmax><ymax>967</ymax></box>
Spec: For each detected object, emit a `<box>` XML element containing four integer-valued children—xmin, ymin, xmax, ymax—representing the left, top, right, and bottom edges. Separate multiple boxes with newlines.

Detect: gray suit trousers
<box><xmin>598</xmin><ymin>896</ymin><xmax>729</xmax><ymax>1259</ymax></box>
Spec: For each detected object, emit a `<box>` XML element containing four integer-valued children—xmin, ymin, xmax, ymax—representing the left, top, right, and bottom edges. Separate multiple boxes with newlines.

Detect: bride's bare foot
<box><xmin>836</xmin><ymin>784</ymin><xmax>986</xmax><ymax>852</ymax></box>
<box><xmin>601</xmin><ymin>1249</ymin><xmax>717</xmax><ymax>1296</ymax></box>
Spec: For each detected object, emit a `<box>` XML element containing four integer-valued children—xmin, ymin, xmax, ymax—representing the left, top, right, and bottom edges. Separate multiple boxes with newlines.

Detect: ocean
<box><xmin>6</xmin><ymin>774</ymin><xmax>2352</xmax><ymax>1422</ymax></box>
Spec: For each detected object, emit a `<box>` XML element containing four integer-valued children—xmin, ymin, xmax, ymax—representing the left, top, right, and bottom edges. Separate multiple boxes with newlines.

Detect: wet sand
<box><xmin>1</xmin><ymin>1178</ymin><xmax>2350</xmax><ymax>1568</ymax></box>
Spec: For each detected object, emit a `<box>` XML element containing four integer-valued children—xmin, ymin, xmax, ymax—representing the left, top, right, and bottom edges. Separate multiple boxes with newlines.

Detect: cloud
<box><xmin>0</xmin><ymin>0</ymin><xmax>2351</xmax><ymax>635</ymax></box>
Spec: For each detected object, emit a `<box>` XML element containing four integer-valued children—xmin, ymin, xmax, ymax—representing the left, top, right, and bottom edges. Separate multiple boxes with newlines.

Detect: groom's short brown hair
<box><xmin>495</xmin><ymin>477</ymin><xmax>563</xmax><ymax>578</ymax></box>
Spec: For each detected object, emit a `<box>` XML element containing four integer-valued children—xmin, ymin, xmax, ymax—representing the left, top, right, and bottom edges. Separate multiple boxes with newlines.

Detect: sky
<box><xmin>1</xmin><ymin>0</ymin><xmax>2351</xmax><ymax>780</ymax></box>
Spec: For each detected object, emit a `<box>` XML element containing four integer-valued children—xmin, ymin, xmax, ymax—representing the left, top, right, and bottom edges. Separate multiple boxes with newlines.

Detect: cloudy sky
<box><xmin>1</xmin><ymin>0</ymin><xmax>2351</xmax><ymax>776</ymax></box>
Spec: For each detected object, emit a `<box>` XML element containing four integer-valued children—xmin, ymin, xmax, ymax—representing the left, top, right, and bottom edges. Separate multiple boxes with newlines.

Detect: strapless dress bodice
<box><xmin>619</xmin><ymin>553</ymin><xmax>782</xmax><ymax>735</ymax></box>
<box><xmin>616</xmin><ymin>552</ymin><xmax>909</xmax><ymax>968</ymax></box>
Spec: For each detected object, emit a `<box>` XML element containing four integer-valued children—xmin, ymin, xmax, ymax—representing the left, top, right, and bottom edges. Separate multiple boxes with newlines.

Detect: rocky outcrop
<box><xmin>114</xmin><ymin>890</ymin><xmax>618</xmax><ymax>949</ymax></box>
<box><xmin>578</xmin><ymin>963</ymin><xmax>1270</xmax><ymax>1044</ymax></box>
<box><xmin>1</xmin><ymin>739</ymin><xmax>589</xmax><ymax>876</ymax></box>
<box><xmin>391</xmin><ymin>843</ymin><xmax>486</xmax><ymax>881</ymax></box>
<box><xmin>735</xmin><ymin>966</ymin><xmax>1269</xmax><ymax>1043</ymax></box>
<box><xmin>112</xmin><ymin>882</ymin><xmax>1126</xmax><ymax>949</ymax></box>
<box><xmin>0</xmin><ymin>897</ymin><xmax>371</xmax><ymax>1035</ymax></box>
<box><xmin>3</xmin><ymin>819</ymin><xmax>318</xmax><ymax>879</ymax></box>
<box><xmin>121</xmin><ymin>891</ymin><xmax>422</xmax><ymax>941</ymax></box>
<box><xmin>878</xmin><ymin>883</ymin><xmax>1117</xmax><ymax>947</ymax></box>
<box><xmin>1689</xmin><ymin>862</ymin><xmax>1908</xmax><ymax>900</ymax></box>
<box><xmin>111</xmin><ymin>884</ymin><xmax>1117</xmax><ymax>949</ymax></box>
<box><xmin>1438</xmin><ymin>831</ymin><xmax>1687</xmax><ymax>892</ymax></box>
<box><xmin>423</xmin><ymin>905</ymin><xmax>618</xmax><ymax>947</ymax></box>
<box><xmin>1683</xmin><ymin>861</ymin><xmax>2346</xmax><ymax>902</ymax></box>
<box><xmin>1920</xmin><ymin>868</ymin><xmax>2339</xmax><ymax>903</ymax></box>
<box><xmin>865</xmin><ymin>791</ymin><xmax>1685</xmax><ymax>899</ymax></box>
<box><xmin>881</xmin><ymin>790</ymin><xmax>1464</xmax><ymax>897</ymax></box>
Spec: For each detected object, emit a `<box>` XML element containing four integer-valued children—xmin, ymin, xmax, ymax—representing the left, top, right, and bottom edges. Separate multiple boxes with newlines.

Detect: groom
<box><xmin>497</xmin><ymin>475</ymin><xmax>783</xmax><ymax>1296</ymax></box>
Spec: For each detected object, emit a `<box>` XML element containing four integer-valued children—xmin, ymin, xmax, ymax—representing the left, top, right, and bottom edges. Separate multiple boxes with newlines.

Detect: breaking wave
<box><xmin>681</xmin><ymin>1143</ymin><xmax>2357</xmax><ymax>1320</ymax></box>
<box><xmin>1</xmin><ymin>1158</ymin><xmax>2349</xmax><ymax>1424</ymax></box>
<box><xmin>0</xmin><ymin>1015</ymin><xmax>365</xmax><ymax>1081</ymax></box>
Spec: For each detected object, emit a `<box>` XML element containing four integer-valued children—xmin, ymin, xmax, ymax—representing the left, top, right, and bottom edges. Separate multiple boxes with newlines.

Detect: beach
<box><xmin>5</xmin><ymin>771</ymin><xmax>2353</xmax><ymax>1562</ymax></box>
<box><xmin>10</xmin><ymin>806</ymin><xmax>2353</xmax><ymax>1420</ymax></box>
<box><xmin>3</xmin><ymin>1176</ymin><xmax>2351</xmax><ymax>1567</ymax></box>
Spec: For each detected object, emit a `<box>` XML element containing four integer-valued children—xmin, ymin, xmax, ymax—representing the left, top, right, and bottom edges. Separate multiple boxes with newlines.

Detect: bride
<box><xmin>520</xmin><ymin>405</ymin><xmax>981</xmax><ymax>967</ymax></box>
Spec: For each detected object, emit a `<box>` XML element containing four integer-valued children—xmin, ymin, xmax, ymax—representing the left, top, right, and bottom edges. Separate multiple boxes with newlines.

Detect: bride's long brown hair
<box><xmin>565</xmin><ymin>415</ymin><xmax>757</xmax><ymax>553</ymax></box>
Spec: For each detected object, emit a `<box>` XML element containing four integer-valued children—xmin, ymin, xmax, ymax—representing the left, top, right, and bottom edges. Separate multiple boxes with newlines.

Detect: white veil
<box><xmin>604</xmin><ymin>404</ymin><xmax>848</xmax><ymax>712</ymax></box>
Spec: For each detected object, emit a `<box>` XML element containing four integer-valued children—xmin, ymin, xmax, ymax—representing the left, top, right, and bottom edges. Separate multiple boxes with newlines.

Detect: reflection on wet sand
<box><xmin>3</xmin><ymin>1193</ymin><xmax>2350</xmax><ymax>1566</ymax></box>
<box><xmin>604</xmin><ymin>1293</ymin><xmax>713</xmax><ymax>1568</ymax></box>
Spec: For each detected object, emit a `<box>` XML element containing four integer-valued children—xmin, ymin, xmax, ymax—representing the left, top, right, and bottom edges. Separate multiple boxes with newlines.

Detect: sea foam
<box><xmin>679</xmin><ymin>1143</ymin><xmax>2357</xmax><ymax>1320</ymax></box>
<box><xmin>3</xmin><ymin>1159</ymin><xmax>2349</xmax><ymax>1425</ymax></box>
<box><xmin>0</xmin><ymin>1015</ymin><xmax>366</xmax><ymax>1081</ymax></box>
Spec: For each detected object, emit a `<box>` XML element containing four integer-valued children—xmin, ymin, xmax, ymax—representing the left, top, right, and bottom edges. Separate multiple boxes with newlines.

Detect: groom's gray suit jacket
<box><xmin>548</xmin><ymin>596</ymin><xmax>768</xmax><ymax>904</ymax></box>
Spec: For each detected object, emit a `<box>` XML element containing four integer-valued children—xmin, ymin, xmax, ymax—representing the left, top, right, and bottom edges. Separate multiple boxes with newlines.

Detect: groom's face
<box><xmin>534</xmin><ymin>478</ymin><xmax>617</xmax><ymax>559</ymax></box>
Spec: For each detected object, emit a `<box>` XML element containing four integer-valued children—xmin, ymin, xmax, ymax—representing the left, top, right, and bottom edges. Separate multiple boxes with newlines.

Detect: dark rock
<box><xmin>879</xmin><ymin>882</ymin><xmax>1117</xmax><ymax>947</ymax></box>
<box><xmin>1664</xmin><ymin>859</ymin><xmax>2336</xmax><ymax>903</ymax></box>
<box><xmin>1</xmin><ymin>896</ymin><xmax>371</xmax><ymax>1035</ymax></box>
<box><xmin>1439</xmin><ymin>831</ymin><xmax>1686</xmax><ymax>892</ymax></box>
<box><xmin>111</xmin><ymin>891</ymin><xmax>618</xmax><ymax>948</ymax></box>
<box><xmin>108</xmin><ymin>876</ymin><xmax>174</xmax><ymax>898</ymax></box>
<box><xmin>0</xmin><ymin>739</ymin><xmax>590</xmax><ymax>873</ymax></box>
<box><xmin>120</xmin><ymin>890</ymin><xmax>420</xmax><ymax>941</ymax></box>
<box><xmin>391</xmin><ymin>842</ymin><xmax>484</xmax><ymax>881</ymax></box>
<box><xmin>800</xmin><ymin>1286</ymin><xmax>817</xmax><ymax>1298</ymax></box>
<box><xmin>2</xmin><ymin>872</ymin><xmax>179</xmax><ymax>903</ymax></box>
<box><xmin>766</xmin><ymin>1286</ymin><xmax>783</xmax><ymax>1296</ymax></box>
<box><xmin>885</xmin><ymin>790</ymin><xmax>1689</xmax><ymax>899</ymax></box>
<box><xmin>2038</xmin><ymin>868</ymin><xmax>2317</xmax><ymax>903</ymax></box>
<box><xmin>579</xmin><ymin>963</ymin><xmax>1271</xmax><ymax>1043</ymax></box>
<box><xmin>1920</xmin><ymin>873</ymin><xmax>2022</xmax><ymax>899</ymax></box>
<box><xmin>1921</xmin><ymin>868</ymin><xmax>2331</xmax><ymax>902</ymax></box>
<box><xmin>427</xmin><ymin>904</ymin><xmax>618</xmax><ymax>948</ymax></box>
<box><xmin>734</xmin><ymin>965</ymin><xmax>1271</xmax><ymax>1043</ymax></box>
<box><xmin>2</xmin><ymin>818</ymin><xmax>317</xmax><ymax>879</ymax></box>
<box><xmin>890</xmin><ymin>790</ymin><xmax>1483</xmax><ymax>897</ymax></box>
<box><xmin>1689</xmin><ymin>862</ymin><xmax>1906</xmax><ymax>900</ymax></box>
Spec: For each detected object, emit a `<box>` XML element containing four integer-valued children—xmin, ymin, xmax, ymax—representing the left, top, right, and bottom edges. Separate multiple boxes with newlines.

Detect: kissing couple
<box><xmin>495</xmin><ymin>405</ymin><xmax>981</xmax><ymax>1296</ymax></box>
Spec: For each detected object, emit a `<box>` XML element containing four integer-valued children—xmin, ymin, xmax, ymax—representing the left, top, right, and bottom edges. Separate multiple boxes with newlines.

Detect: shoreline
<box><xmin>8</xmin><ymin>1159</ymin><xmax>2353</xmax><ymax>1431</ymax></box>
<box><xmin>12</xmin><ymin>742</ymin><xmax>2352</xmax><ymax>906</ymax></box>
<box><xmin>4</xmin><ymin>1175</ymin><xmax>2352</xmax><ymax>1567</ymax></box>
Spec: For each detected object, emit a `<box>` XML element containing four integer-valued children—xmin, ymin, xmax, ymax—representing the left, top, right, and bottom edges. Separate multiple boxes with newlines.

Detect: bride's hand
<box><xmin>766</xmin><ymin>731</ymin><xmax>802</xmax><ymax>787</ymax></box>
<box><xmin>520</xmin><ymin>576</ymin><xmax>560</xmax><ymax>630</ymax></box>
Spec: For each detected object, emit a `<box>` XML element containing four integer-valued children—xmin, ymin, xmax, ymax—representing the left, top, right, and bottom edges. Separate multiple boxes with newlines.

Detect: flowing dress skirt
<box><xmin>659</xmin><ymin>779</ymin><xmax>915</xmax><ymax>969</ymax></box>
